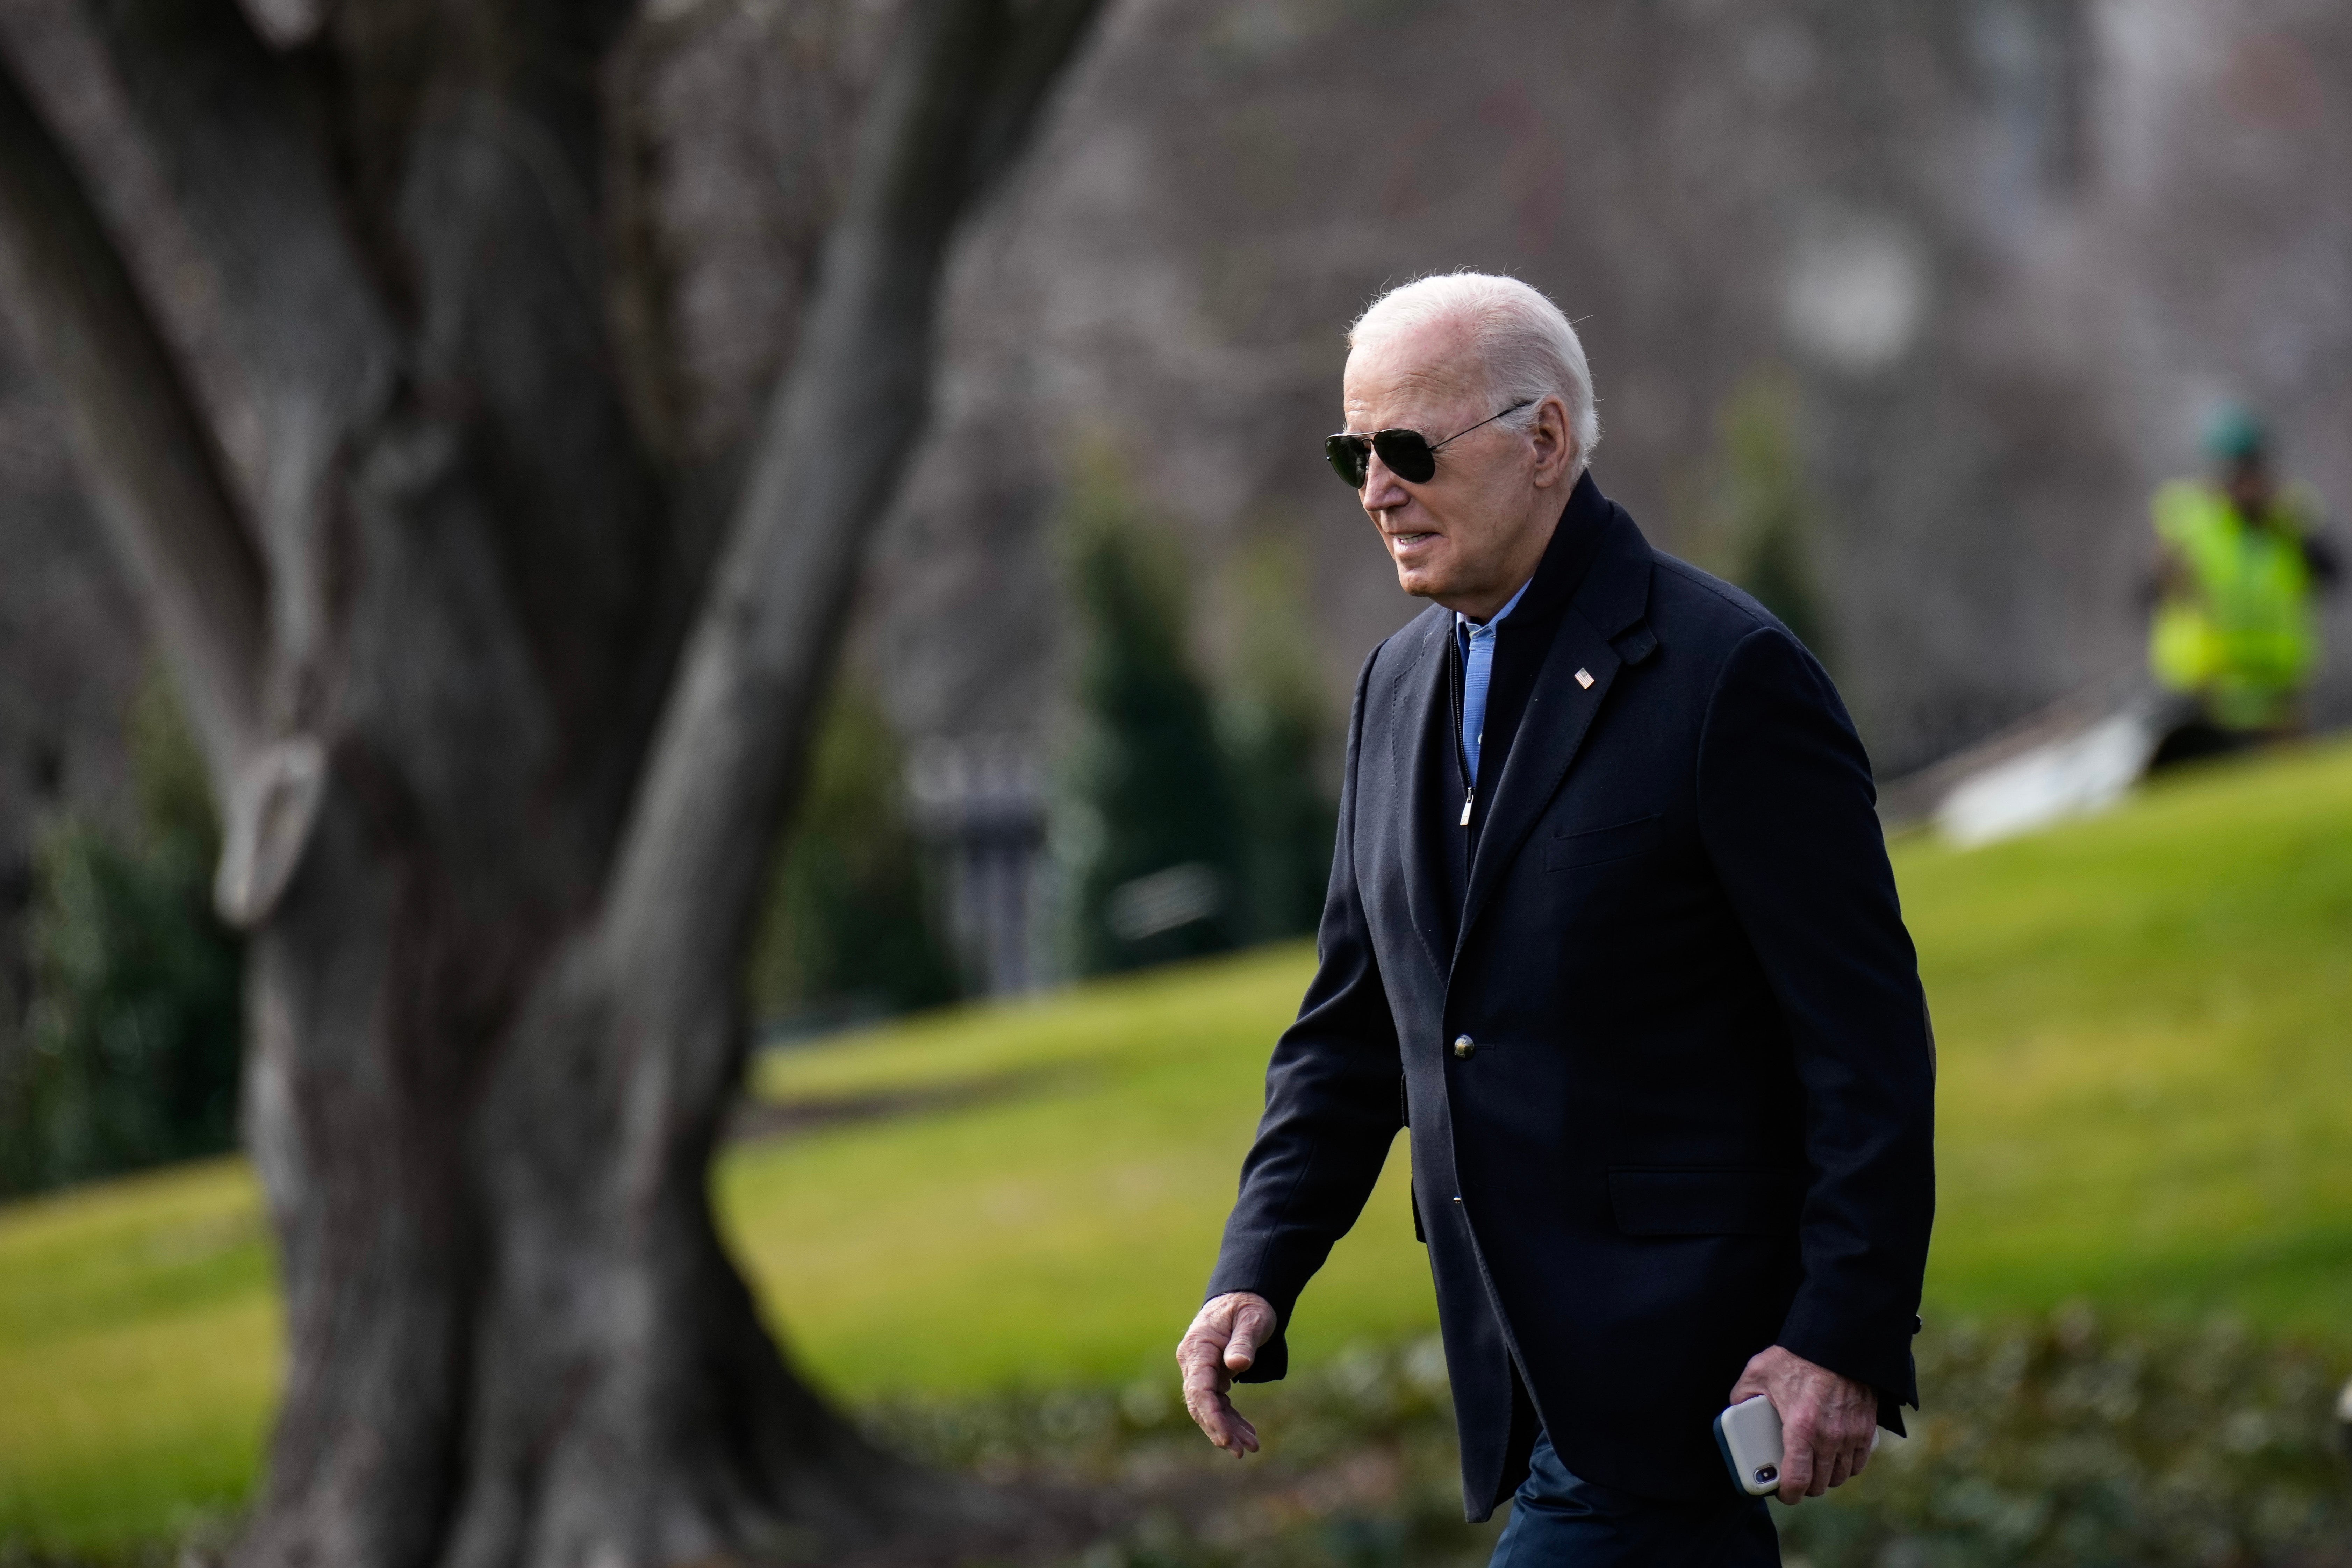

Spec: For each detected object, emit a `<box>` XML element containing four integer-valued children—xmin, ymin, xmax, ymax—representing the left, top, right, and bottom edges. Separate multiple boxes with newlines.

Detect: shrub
<box><xmin>0</xmin><ymin>677</ymin><xmax>242</xmax><ymax>1195</ymax></box>
<box><xmin>868</xmin><ymin>1313</ymin><xmax>2352</xmax><ymax>1568</ymax></box>
<box><xmin>1056</xmin><ymin>454</ymin><xmax>1246</xmax><ymax>974</ymax></box>
<box><xmin>1219</xmin><ymin>537</ymin><xmax>1338</xmax><ymax>946</ymax></box>
<box><xmin>745</xmin><ymin>681</ymin><xmax>959</xmax><ymax>1030</ymax></box>
<box><xmin>1779</xmin><ymin>1309</ymin><xmax>2352</xmax><ymax>1568</ymax></box>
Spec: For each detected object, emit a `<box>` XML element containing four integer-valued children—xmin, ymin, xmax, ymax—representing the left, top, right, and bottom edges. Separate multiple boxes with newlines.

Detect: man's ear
<box><xmin>1532</xmin><ymin>395</ymin><xmax>1575</xmax><ymax>487</ymax></box>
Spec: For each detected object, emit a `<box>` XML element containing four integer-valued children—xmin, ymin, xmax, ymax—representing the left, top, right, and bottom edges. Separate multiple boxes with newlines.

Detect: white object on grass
<box><xmin>1934</xmin><ymin>698</ymin><xmax>2165</xmax><ymax>849</ymax></box>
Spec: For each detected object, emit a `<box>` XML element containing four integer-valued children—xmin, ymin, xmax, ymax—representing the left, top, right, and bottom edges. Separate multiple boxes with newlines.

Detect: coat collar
<box><xmin>1496</xmin><ymin>469</ymin><xmax>1614</xmax><ymax>633</ymax></box>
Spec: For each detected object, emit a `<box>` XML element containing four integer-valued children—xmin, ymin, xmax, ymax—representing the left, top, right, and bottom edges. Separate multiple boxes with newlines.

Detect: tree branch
<box><xmin>962</xmin><ymin>0</ymin><xmax>1105</xmax><ymax>199</ymax></box>
<box><xmin>78</xmin><ymin>0</ymin><xmax>398</xmax><ymax>668</ymax></box>
<box><xmin>0</xmin><ymin>46</ymin><xmax>267</xmax><ymax>799</ymax></box>
<box><xmin>594</xmin><ymin>0</ymin><xmax>1104</xmax><ymax>1060</ymax></box>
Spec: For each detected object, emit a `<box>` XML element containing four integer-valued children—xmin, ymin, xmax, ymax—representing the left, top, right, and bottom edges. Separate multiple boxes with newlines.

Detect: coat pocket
<box><xmin>1607</xmin><ymin>1167</ymin><xmax>1801</xmax><ymax>1236</ymax></box>
<box><xmin>1543</xmin><ymin>812</ymin><xmax>1661</xmax><ymax>872</ymax></box>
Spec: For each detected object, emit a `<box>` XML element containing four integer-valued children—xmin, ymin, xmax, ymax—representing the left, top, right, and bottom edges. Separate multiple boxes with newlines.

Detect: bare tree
<box><xmin>0</xmin><ymin>0</ymin><xmax>1104</xmax><ymax>1562</ymax></box>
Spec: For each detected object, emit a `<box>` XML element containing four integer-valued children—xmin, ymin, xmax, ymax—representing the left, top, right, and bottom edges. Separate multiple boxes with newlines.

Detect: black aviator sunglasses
<box><xmin>1324</xmin><ymin>400</ymin><xmax>1534</xmax><ymax>488</ymax></box>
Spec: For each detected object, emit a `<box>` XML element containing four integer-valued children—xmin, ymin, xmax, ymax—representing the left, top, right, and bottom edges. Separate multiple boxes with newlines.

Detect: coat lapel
<box><xmin>1454</xmin><ymin>511</ymin><xmax>1657</xmax><ymax>966</ymax></box>
<box><xmin>1385</xmin><ymin>609</ymin><xmax>1454</xmax><ymax>984</ymax></box>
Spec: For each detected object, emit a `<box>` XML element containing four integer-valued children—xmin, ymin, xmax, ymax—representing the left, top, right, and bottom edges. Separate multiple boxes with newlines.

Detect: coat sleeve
<box><xmin>1204</xmin><ymin>647</ymin><xmax>1405</xmax><ymax>1383</ymax></box>
<box><xmin>1696</xmin><ymin>625</ymin><xmax>1935</xmax><ymax>1409</ymax></box>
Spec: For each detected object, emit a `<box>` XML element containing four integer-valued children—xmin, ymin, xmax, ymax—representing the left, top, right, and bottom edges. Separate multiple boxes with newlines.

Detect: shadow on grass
<box><xmin>727</xmin><ymin>1065</ymin><xmax>1083</xmax><ymax>1146</ymax></box>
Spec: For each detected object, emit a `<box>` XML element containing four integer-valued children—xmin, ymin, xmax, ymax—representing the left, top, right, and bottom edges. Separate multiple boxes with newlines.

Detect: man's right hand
<box><xmin>1176</xmin><ymin>1291</ymin><xmax>1277</xmax><ymax>1456</ymax></box>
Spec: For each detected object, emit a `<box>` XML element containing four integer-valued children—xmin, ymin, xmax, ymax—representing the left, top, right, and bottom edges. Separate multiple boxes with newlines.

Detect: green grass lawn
<box><xmin>6</xmin><ymin>738</ymin><xmax>2352</xmax><ymax>1553</ymax></box>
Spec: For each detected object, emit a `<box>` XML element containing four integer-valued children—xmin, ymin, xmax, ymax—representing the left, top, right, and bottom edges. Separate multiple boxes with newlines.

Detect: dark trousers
<box><xmin>1489</xmin><ymin>1432</ymin><xmax>1780</xmax><ymax>1567</ymax></box>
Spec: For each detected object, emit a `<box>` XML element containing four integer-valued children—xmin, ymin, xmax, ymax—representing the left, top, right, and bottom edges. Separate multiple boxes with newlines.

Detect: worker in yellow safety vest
<box><xmin>2146</xmin><ymin>407</ymin><xmax>2338</xmax><ymax>767</ymax></box>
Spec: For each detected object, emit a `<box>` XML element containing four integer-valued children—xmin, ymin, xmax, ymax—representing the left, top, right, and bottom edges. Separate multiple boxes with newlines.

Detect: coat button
<box><xmin>1452</xmin><ymin>1034</ymin><xmax>1477</xmax><ymax>1060</ymax></box>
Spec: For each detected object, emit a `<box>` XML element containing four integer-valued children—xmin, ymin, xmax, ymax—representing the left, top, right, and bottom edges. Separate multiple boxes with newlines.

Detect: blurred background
<box><xmin>3</xmin><ymin>0</ymin><xmax>2351</xmax><ymax>1564</ymax></box>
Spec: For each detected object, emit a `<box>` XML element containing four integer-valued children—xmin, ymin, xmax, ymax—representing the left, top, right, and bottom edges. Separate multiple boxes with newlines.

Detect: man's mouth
<box><xmin>1390</xmin><ymin>531</ymin><xmax>1438</xmax><ymax>549</ymax></box>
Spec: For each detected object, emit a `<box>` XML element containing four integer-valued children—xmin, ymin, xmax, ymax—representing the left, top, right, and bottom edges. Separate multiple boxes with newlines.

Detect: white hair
<box><xmin>1347</xmin><ymin>272</ymin><xmax>1600</xmax><ymax>472</ymax></box>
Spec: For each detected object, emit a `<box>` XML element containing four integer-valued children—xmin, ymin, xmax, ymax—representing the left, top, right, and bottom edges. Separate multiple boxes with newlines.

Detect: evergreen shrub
<box><xmin>745</xmin><ymin>682</ymin><xmax>960</xmax><ymax>1032</ymax></box>
<box><xmin>0</xmin><ymin>678</ymin><xmax>242</xmax><ymax>1195</ymax></box>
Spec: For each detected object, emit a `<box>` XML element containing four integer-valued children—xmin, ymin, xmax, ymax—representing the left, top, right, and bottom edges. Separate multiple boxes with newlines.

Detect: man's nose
<box><xmin>1361</xmin><ymin>453</ymin><xmax>1411</xmax><ymax>513</ymax></box>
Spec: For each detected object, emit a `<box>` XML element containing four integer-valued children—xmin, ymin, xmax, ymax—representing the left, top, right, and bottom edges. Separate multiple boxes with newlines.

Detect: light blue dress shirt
<box><xmin>1456</xmin><ymin>577</ymin><xmax>1533</xmax><ymax>788</ymax></box>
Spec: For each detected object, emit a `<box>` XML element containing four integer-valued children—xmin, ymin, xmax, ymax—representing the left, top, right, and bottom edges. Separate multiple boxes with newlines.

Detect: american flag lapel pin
<box><xmin>1575</xmin><ymin>668</ymin><xmax>1595</xmax><ymax>689</ymax></box>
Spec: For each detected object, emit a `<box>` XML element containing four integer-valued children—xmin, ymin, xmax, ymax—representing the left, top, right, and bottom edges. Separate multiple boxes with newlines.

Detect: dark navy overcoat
<box><xmin>1205</xmin><ymin>474</ymin><xmax>1935</xmax><ymax>1516</ymax></box>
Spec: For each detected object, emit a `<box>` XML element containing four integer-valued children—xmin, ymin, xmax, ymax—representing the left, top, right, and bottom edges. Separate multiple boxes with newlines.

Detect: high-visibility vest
<box><xmin>2148</xmin><ymin>480</ymin><xmax>2321</xmax><ymax>730</ymax></box>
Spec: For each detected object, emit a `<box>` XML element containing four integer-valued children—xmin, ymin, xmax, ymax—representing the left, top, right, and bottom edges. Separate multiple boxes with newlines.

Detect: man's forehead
<box><xmin>1344</xmin><ymin>328</ymin><xmax>1484</xmax><ymax>408</ymax></box>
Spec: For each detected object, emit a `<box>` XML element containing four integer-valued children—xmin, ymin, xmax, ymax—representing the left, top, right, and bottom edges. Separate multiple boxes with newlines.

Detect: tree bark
<box><xmin>448</xmin><ymin>6</ymin><xmax>1109</xmax><ymax>1556</ymax></box>
<box><xmin>0</xmin><ymin>1</ymin><xmax>1105</xmax><ymax>1563</ymax></box>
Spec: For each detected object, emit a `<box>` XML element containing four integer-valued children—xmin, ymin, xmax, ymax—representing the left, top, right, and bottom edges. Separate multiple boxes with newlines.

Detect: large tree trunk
<box><xmin>0</xmin><ymin>1</ymin><xmax>1105</xmax><ymax>1563</ymax></box>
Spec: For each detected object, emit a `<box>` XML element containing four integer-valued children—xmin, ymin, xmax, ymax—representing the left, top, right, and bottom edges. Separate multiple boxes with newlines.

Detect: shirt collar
<box><xmin>1456</xmin><ymin>575</ymin><xmax>1533</xmax><ymax>639</ymax></box>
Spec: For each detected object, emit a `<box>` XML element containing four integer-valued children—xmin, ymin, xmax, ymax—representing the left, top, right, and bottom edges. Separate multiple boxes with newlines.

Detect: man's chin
<box><xmin>1394</xmin><ymin>565</ymin><xmax>1453</xmax><ymax>601</ymax></box>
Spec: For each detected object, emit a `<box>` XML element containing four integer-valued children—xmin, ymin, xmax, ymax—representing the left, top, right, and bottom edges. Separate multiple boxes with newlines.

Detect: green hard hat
<box><xmin>2204</xmin><ymin>403</ymin><xmax>2268</xmax><ymax>464</ymax></box>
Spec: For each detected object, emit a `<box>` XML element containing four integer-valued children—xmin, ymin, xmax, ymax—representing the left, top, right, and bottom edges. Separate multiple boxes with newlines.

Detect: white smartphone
<box><xmin>1714</xmin><ymin>1394</ymin><xmax>1785</xmax><ymax>1496</ymax></box>
<box><xmin>1714</xmin><ymin>1394</ymin><xmax>1884</xmax><ymax>1498</ymax></box>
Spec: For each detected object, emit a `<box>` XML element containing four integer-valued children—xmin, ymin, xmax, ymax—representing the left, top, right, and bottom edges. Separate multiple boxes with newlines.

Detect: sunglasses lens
<box><xmin>1374</xmin><ymin>431</ymin><xmax>1437</xmax><ymax>484</ymax></box>
<box><xmin>1325</xmin><ymin>434</ymin><xmax>1369</xmax><ymax>487</ymax></box>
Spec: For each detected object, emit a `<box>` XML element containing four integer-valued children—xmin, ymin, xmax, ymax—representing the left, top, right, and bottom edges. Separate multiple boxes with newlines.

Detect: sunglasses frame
<box><xmin>1324</xmin><ymin>399</ymin><xmax>1536</xmax><ymax>489</ymax></box>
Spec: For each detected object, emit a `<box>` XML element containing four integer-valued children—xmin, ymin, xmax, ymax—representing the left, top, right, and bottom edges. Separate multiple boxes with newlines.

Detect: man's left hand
<box><xmin>1729</xmin><ymin>1346</ymin><xmax>1878</xmax><ymax>1504</ymax></box>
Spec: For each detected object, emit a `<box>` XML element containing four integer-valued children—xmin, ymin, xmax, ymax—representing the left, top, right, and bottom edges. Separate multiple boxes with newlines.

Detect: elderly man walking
<box><xmin>1175</xmin><ymin>273</ymin><xmax>1935</xmax><ymax>1565</ymax></box>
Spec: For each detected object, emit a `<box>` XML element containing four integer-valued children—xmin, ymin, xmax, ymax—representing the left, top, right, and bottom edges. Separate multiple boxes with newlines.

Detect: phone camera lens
<box><xmin>1756</xmin><ymin>1466</ymin><xmax>1777</xmax><ymax>1483</ymax></box>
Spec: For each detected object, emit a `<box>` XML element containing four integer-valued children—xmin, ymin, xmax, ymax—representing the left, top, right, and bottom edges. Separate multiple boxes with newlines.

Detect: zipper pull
<box><xmin>1460</xmin><ymin>787</ymin><xmax>1475</xmax><ymax>827</ymax></box>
